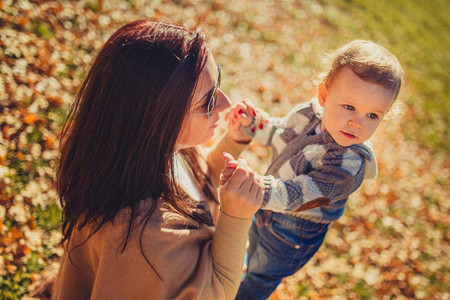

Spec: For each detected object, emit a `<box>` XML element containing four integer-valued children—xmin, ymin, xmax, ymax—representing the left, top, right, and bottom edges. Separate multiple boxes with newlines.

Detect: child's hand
<box><xmin>219</xmin><ymin>152</ymin><xmax>264</xmax><ymax>219</ymax></box>
<box><xmin>219</xmin><ymin>152</ymin><xmax>239</xmax><ymax>185</ymax></box>
<box><xmin>219</xmin><ymin>152</ymin><xmax>263</xmax><ymax>186</ymax></box>
<box><xmin>225</xmin><ymin>99</ymin><xmax>268</xmax><ymax>143</ymax></box>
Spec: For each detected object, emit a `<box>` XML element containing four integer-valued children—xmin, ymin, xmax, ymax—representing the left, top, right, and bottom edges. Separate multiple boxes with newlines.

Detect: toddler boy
<box><xmin>222</xmin><ymin>40</ymin><xmax>403</xmax><ymax>300</ymax></box>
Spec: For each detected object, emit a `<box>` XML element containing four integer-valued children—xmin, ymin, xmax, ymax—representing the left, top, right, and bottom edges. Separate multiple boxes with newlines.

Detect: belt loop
<box><xmin>263</xmin><ymin>210</ymin><xmax>272</xmax><ymax>226</ymax></box>
<box><xmin>255</xmin><ymin>211</ymin><xmax>263</xmax><ymax>227</ymax></box>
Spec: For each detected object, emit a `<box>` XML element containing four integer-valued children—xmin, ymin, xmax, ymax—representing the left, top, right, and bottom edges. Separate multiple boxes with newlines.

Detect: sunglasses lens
<box><xmin>204</xmin><ymin>65</ymin><xmax>221</xmax><ymax>120</ymax></box>
<box><xmin>207</xmin><ymin>90</ymin><xmax>217</xmax><ymax>119</ymax></box>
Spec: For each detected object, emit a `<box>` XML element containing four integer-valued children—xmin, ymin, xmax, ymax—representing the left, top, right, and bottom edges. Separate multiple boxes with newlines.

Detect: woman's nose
<box><xmin>214</xmin><ymin>89</ymin><xmax>231</xmax><ymax>113</ymax></box>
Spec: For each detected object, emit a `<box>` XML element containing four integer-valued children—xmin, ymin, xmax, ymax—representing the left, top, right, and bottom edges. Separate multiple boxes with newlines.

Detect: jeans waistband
<box><xmin>256</xmin><ymin>209</ymin><xmax>329</xmax><ymax>231</ymax></box>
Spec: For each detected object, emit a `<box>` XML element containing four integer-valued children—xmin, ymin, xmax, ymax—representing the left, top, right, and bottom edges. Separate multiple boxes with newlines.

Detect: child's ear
<box><xmin>318</xmin><ymin>83</ymin><xmax>327</xmax><ymax>107</ymax></box>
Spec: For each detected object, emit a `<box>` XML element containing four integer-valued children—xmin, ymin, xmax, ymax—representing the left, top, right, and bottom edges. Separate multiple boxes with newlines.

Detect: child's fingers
<box><xmin>220</xmin><ymin>153</ymin><xmax>238</xmax><ymax>185</ymax></box>
<box><xmin>221</xmin><ymin>167</ymin><xmax>235</xmax><ymax>177</ymax></box>
<box><xmin>254</xmin><ymin>109</ymin><xmax>269</xmax><ymax>130</ymax></box>
<box><xmin>225</xmin><ymin>158</ymin><xmax>249</xmax><ymax>189</ymax></box>
<box><xmin>219</xmin><ymin>173</ymin><xmax>232</xmax><ymax>185</ymax></box>
<box><xmin>236</xmin><ymin>113</ymin><xmax>252</xmax><ymax>126</ymax></box>
<box><xmin>242</xmin><ymin>99</ymin><xmax>257</xmax><ymax>117</ymax></box>
<box><xmin>224</xmin><ymin>161</ymin><xmax>238</xmax><ymax>169</ymax></box>
<box><xmin>222</xmin><ymin>152</ymin><xmax>236</xmax><ymax>164</ymax></box>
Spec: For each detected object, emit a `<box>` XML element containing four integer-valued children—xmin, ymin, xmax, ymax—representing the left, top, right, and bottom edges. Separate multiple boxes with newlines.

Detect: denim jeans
<box><xmin>236</xmin><ymin>209</ymin><xmax>329</xmax><ymax>300</ymax></box>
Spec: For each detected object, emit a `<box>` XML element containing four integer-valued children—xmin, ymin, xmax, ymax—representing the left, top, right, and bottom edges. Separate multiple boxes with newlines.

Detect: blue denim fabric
<box><xmin>236</xmin><ymin>210</ymin><xmax>329</xmax><ymax>300</ymax></box>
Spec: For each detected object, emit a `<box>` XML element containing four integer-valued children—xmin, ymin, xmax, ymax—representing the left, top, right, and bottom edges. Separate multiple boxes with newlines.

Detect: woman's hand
<box><xmin>218</xmin><ymin>153</ymin><xmax>264</xmax><ymax>219</ymax></box>
<box><xmin>225</xmin><ymin>99</ymin><xmax>268</xmax><ymax>143</ymax></box>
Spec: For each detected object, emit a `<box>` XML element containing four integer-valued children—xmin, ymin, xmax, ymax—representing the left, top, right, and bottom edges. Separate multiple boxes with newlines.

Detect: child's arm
<box><xmin>261</xmin><ymin>151</ymin><xmax>368</xmax><ymax>213</ymax></box>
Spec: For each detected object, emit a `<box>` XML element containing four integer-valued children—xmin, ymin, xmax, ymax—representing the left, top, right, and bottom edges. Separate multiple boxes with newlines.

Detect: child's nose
<box><xmin>214</xmin><ymin>89</ymin><xmax>231</xmax><ymax>113</ymax></box>
<box><xmin>349</xmin><ymin>116</ymin><xmax>364</xmax><ymax>129</ymax></box>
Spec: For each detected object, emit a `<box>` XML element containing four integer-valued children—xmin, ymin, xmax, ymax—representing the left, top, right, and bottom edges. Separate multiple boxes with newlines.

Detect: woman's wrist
<box><xmin>218</xmin><ymin>205</ymin><xmax>253</xmax><ymax>220</ymax></box>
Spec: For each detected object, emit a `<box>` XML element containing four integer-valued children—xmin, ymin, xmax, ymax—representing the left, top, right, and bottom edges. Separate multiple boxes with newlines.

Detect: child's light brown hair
<box><xmin>323</xmin><ymin>40</ymin><xmax>404</xmax><ymax>100</ymax></box>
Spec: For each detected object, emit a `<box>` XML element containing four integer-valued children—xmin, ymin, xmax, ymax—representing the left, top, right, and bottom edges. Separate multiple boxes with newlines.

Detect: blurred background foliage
<box><xmin>0</xmin><ymin>0</ymin><xmax>448</xmax><ymax>299</ymax></box>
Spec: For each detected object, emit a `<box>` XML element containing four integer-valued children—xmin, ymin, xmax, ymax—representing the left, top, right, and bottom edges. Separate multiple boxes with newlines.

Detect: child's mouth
<box><xmin>341</xmin><ymin>131</ymin><xmax>357</xmax><ymax>139</ymax></box>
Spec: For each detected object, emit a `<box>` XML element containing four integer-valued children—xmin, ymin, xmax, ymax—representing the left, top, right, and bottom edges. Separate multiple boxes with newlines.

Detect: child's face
<box><xmin>318</xmin><ymin>67</ymin><xmax>395</xmax><ymax>147</ymax></box>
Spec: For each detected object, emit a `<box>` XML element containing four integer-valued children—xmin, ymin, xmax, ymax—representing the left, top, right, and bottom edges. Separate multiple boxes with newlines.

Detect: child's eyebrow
<box><xmin>372</xmin><ymin>108</ymin><xmax>387</xmax><ymax>115</ymax></box>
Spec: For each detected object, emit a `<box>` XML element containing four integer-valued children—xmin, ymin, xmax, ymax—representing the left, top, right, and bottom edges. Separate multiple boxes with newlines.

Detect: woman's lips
<box><xmin>341</xmin><ymin>130</ymin><xmax>357</xmax><ymax>139</ymax></box>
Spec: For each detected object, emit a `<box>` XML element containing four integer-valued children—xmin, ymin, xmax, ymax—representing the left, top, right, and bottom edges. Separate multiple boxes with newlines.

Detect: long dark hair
<box><xmin>57</xmin><ymin>20</ymin><xmax>215</xmax><ymax>258</ymax></box>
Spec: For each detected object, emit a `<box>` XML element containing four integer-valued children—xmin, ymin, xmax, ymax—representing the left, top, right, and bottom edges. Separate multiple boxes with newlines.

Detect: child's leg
<box><xmin>236</xmin><ymin>211</ymin><xmax>329</xmax><ymax>300</ymax></box>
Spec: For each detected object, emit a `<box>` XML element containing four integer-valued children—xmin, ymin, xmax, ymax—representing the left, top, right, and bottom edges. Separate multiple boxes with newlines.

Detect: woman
<box><xmin>52</xmin><ymin>20</ymin><xmax>263</xmax><ymax>300</ymax></box>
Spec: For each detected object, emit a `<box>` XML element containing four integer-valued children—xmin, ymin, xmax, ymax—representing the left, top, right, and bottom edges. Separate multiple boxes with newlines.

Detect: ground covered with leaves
<box><xmin>0</xmin><ymin>0</ymin><xmax>448</xmax><ymax>299</ymax></box>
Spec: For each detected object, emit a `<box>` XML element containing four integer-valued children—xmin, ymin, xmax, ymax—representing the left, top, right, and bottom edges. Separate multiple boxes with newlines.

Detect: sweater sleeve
<box><xmin>261</xmin><ymin>149</ymin><xmax>366</xmax><ymax>212</ymax></box>
<box><xmin>211</xmin><ymin>210</ymin><xmax>252</xmax><ymax>297</ymax></box>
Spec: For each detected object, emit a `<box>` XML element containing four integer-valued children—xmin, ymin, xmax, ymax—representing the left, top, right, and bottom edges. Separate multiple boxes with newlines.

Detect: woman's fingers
<box><xmin>219</xmin><ymin>156</ymin><xmax>264</xmax><ymax>219</ymax></box>
<box><xmin>238</xmin><ymin>169</ymin><xmax>254</xmax><ymax>191</ymax></box>
<box><xmin>249</xmin><ymin>180</ymin><xmax>262</xmax><ymax>201</ymax></box>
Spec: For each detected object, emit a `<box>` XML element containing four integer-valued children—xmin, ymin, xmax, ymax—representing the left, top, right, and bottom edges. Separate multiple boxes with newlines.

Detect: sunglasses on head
<box><xmin>193</xmin><ymin>64</ymin><xmax>221</xmax><ymax>120</ymax></box>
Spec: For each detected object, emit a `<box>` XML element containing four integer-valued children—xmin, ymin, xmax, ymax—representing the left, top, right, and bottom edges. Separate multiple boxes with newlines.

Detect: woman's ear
<box><xmin>317</xmin><ymin>83</ymin><xmax>328</xmax><ymax>107</ymax></box>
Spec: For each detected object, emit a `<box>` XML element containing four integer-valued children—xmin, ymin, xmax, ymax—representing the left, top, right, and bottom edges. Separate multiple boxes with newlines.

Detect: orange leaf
<box><xmin>17</xmin><ymin>152</ymin><xmax>24</xmax><ymax>160</ymax></box>
<box><xmin>18</xmin><ymin>17</ymin><xmax>30</xmax><ymax>26</ymax></box>
<box><xmin>11</xmin><ymin>226</ymin><xmax>24</xmax><ymax>239</ymax></box>
<box><xmin>27</xmin><ymin>215</ymin><xmax>37</xmax><ymax>230</ymax></box>
<box><xmin>2</xmin><ymin>125</ymin><xmax>10</xmax><ymax>136</ymax></box>
<box><xmin>45</xmin><ymin>136</ymin><xmax>54</xmax><ymax>149</ymax></box>
<box><xmin>48</xmin><ymin>96</ymin><xmax>63</xmax><ymax>108</ymax></box>
<box><xmin>0</xmin><ymin>235</ymin><xmax>13</xmax><ymax>245</ymax></box>
<box><xmin>16</xmin><ymin>244</ymin><xmax>31</xmax><ymax>257</ymax></box>
<box><xmin>24</xmin><ymin>113</ymin><xmax>38</xmax><ymax>125</ymax></box>
<box><xmin>258</xmin><ymin>85</ymin><xmax>267</xmax><ymax>93</ymax></box>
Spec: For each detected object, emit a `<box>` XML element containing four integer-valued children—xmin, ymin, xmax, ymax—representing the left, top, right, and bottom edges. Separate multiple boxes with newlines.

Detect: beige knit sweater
<box><xmin>51</xmin><ymin>134</ymin><xmax>250</xmax><ymax>300</ymax></box>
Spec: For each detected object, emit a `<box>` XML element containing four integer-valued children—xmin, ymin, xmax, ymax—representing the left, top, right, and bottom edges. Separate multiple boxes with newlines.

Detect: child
<box><xmin>221</xmin><ymin>40</ymin><xmax>403</xmax><ymax>300</ymax></box>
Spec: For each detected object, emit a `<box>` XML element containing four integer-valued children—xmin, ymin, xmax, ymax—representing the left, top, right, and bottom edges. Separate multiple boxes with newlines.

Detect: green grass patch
<box><xmin>35</xmin><ymin>203</ymin><xmax>62</xmax><ymax>232</ymax></box>
<box><xmin>296</xmin><ymin>282</ymin><xmax>310</xmax><ymax>296</ymax></box>
<box><xmin>33</xmin><ymin>21</ymin><xmax>54</xmax><ymax>39</ymax></box>
<box><xmin>0</xmin><ymin>270</ymin><xmax>31</xmax><ymax>300</ymax></box>
<box><xmin>352</xmin><ymin>279</ymin><xmax>374</xmax><ymax>299</ymax></box>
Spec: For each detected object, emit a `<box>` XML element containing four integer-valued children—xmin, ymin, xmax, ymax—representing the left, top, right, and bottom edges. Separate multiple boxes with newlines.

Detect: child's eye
<box><xmin>344</xmin><ymin>105</ymin><xmax>355</xmax><ymax>111</ymax></box>
<box><xmin>368</xmin><ymin>113</ymin><xmax>379</xmax><ymax>120</ymax></box>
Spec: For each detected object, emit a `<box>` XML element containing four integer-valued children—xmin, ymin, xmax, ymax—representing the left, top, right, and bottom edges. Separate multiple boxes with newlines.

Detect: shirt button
<box><xmin>295</xmin><ymin>245</ymin><xmax>300</xmax><ymax>249</ymax></box>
